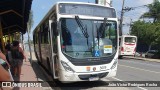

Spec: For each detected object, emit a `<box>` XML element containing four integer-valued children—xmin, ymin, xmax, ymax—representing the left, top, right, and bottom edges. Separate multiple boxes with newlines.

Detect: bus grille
<box><xmin>78</xmin><ymin>72</ymin><xmax>108</xmax><ymax>80</ymax></box>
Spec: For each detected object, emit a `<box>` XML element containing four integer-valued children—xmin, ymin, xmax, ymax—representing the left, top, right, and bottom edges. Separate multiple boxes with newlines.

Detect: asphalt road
<box><xmin>26</xmin><ymin>45</ymin><xmax>160</xmax><ymax>90</ymax></box>
<box><xmin>116</xmin><ymin>58</ymin><xmax>160</xmax><ymax>81</ymax></box>
<box><xmin>29</xmin><ymin>53</ymin><xmax>160</xmax><ymax>90</ymax></box>
<box><xmin>113</xmin><ymin>58</ymin><xmax>160</xmax><ymax>90</ymax></box>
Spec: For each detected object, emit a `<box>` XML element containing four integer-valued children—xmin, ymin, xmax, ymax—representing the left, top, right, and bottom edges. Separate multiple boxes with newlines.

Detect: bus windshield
<box><xmin>60</xmin><ymin>18</ymin><xmax>117</xmax><ymax>58</ymax></box>
<box><xmin>124</xmin><ymin>37</ymin><xmax>136</xmax><ymax>43</ymax></box>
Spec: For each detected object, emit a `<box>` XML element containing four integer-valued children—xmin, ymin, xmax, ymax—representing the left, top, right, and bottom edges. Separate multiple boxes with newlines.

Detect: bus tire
<box><xmin>37</xmin><ymin>60</ymin><xmax>41</xmax><ymax>65</ymax></box>
<box><xmin>119</xmin><ymin>56</ymin><xmax>123</xmax><ymax>59</ymax></box>
<box><xmin>36</xmin><ymin>56</ymin><xmax>41</xmax><ymax>65</ymax></box>
<box><xmin>47</xmin><ymin>58</ymin><xmax>51</xmax><ymax>72</ymax></box>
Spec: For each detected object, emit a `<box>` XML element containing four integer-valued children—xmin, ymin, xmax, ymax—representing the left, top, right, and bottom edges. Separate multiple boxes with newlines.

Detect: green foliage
<box><xmin>141</xmin><ymin>0</ymin><xmax>160</xmax><ymax>22</ymax></box>
<box><xmin>131</xmin><ymin>0</ymin><xmax>160</xmax><ymax>52</ymax></box>
<box><xmin>154</xmin><ymin>23</ymin><xmax>160</xmax><ymax>45</ymax></box>
<box><xmin>27</xmin><ymin>10</ymin><xmax>34</xmax><ymax>33</ymax></box>
<box><xmin>131</xmin><ymin>21</ymin><xmax>160</xmax><ymax>50</ymax></box>
<box><xmin>106</xmin><ymin>28</ymin><xmax>115</xmax><ymax>36</ymax></box>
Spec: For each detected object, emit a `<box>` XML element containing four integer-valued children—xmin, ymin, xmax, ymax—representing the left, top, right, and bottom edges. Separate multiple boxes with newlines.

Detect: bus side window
<box><xmin>119</xmin><ymin>38</ymin><xmax>121</xmax><ymax>46</ymax></box>
<box><xmin>51</xmin><ymin>22</ymin><xmax>58</xmax><ymax>53</ymax></box>
<box><xmin>51</xmin><ymin>22</ymin><xmax>58</xmax><ymax>36</ymax></box>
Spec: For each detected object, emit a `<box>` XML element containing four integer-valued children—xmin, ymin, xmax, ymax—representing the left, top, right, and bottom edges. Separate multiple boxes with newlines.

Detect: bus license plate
<box><xmin>89</xmin><ymin>77</ymin><xmax>99</xmax><ymax>81</ymax></box>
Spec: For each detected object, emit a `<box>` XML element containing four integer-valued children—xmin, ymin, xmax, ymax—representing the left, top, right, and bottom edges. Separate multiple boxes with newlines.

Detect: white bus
<box><xmin>33</xmin><ymin>2</ymin><xmax>119</xmax><ymax>82</ymax></box>
<box><xmin>119</xmin><ymin>35</ymin><xmax>137</xmax><ymax>58</ymax></box>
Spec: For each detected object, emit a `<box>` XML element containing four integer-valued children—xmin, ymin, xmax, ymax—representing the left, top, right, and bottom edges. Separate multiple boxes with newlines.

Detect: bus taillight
<box><xmin>134</xmin><ymin>48</ymin><xmax>136</xmax><ymax>52</ymax></box>
<box><xmin>121</xmin><ymin>47</ymin><xmax>124</xmax><ymax>51</ymax></box>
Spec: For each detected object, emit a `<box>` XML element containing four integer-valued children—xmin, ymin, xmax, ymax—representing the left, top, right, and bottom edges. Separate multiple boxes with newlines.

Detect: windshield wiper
<box><xmin>75</xmin><ymin>16</ymin><xmax>90</xmax><ymax>49</ymax></box>
<box><xmin>98</xmin><ymin>17</ymin><xmax>107</xmax><ymax>38</ymax></box>
<box><xmin>96</xmin><ymin>18</ymin><xmax>108</xmax><ymax>49</ymax></box>
<box><xmin>75</xmin><ymin>16</ymin><xmax>89</xmax><ymax>38</ymax></box>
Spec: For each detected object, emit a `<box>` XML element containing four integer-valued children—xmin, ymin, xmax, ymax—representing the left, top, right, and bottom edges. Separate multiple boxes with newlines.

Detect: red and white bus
<box><xmin>119</xmin><ymin>35</ymin><xmax>137</xmax><ymax>58</ymax></box>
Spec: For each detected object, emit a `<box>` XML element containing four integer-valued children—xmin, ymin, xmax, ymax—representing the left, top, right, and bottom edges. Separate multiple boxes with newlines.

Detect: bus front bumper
<box><xmin>59</xmin><ymin>69</ymin><xmax>117</xmax><ymax>83</ymax></box>
<box><xmin>120</xmin><ymin>51</ymin><xmax>135</xmax><ymax>56</ymax></box>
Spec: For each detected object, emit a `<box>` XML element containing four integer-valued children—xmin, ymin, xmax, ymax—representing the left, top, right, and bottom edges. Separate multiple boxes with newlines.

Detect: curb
<box><xmin>123</xmin><ymin>56</ymin><xmax>160</xmax><ymax>63</ymax></box>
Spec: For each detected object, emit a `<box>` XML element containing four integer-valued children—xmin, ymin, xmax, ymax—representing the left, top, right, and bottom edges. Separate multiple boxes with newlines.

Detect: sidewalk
<box><xmin>124</xmin><ymin>56</ymin><xmax>160</xmax><ymax>63</ymax></box>
<box><xmin>12</xmin><ymin>51</ymin><xmax>42</xmax><ymax>90</ymax></box>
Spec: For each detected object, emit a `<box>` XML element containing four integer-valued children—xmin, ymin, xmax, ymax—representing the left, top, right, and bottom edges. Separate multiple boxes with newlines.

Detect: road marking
<box><xmin>119</xmin><ymin>64</ymin><xmax>160</xmax><ymax>74</ymax></box>
<box><xmin>120</xmin><ymin>60</ymin><xmax>160</xmax><ymax>68</ymax></box>
<box><xmin>111</xmin><ymin>77</ymin><xmax>123</xmax><ymax>81</ymax></box>
<box><xmin>111</xmin><ymin>77</ymin><xmax>148</xmax><ymax>90</ymax></box>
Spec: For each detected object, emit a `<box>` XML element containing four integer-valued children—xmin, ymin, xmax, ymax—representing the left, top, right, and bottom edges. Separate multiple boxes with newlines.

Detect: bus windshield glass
<box><xmin>60</xmin><ymin>18</ymin><xmax>117</xmax><ymax>58</ymax></box>
<box><xmin>124</xmin><ymin>37</ymin><xmax>136</xmax><ymax>43</ymax></box>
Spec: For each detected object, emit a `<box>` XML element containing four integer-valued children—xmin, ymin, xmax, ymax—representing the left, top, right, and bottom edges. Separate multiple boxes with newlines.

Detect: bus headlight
<box><xmin>111</xmin><ymin>58</ymin><xmax>118</xmax><ymax>69</ymax></box>
<box><xmin>61</xmin><ymin>61</ymin><xmax>75</xmax><ymax>73</ymax></box>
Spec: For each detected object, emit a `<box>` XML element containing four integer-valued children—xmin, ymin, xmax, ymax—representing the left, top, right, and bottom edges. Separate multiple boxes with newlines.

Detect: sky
<box><xmin>24</xmin><ymin>0</ymin><xmax>153</xmax><ymax>40</ymax></box>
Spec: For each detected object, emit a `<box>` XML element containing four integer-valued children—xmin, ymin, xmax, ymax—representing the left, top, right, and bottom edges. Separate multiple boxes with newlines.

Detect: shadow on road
<box><xmin>52</xmin><ymin>80</ymin><xmax>109</xmax><ymax>90</ymax></box>
<box><xmin>30</xmin><ymin>59</ymin><xmax>110</xmax><ymax>90</ymax></box>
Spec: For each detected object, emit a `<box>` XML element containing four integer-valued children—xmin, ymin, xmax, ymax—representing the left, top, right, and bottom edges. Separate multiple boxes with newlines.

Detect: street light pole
<box><xmin>119</xmin><ymin>0</ymin><xmax>125</xmax><ymax>36</ymax></box>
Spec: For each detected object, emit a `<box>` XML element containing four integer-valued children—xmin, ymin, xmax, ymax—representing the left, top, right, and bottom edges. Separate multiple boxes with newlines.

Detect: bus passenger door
<box><xmin>49</xmin><ymin>20</ymin><xmax>58</xmax><ymax>79</ymax></box>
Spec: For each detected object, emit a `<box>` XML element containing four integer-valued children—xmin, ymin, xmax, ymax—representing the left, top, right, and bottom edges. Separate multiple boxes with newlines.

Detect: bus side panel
<box><xmin>38</xmin><ymin>32</ymin><xmax>43</xmax><ymax>63</ymax></box>
<box><xmin>39</xmin><ymin>20</ymin><xmax>53</xmax><ymax>73</ymax></box>
<box><xmin>34</xmin><ymin>44</ymin><xmax>39</xmax><ymax>61</ymax></box>
<box><xmin>33</xmin><ymin>34</ymin><xmax>39</xmax><ymax>62</ymax></box>
<box><xmin>40</xmin><ymin>44</ymin><xmax>52</xmax><ymax>71</ymax></box>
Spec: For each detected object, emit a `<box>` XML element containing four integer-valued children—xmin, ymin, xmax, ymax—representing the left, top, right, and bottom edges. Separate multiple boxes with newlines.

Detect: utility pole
<box><xmin>119</xmin><ymin>0</ymin><xmax>125</xmax><ymax>36</ymax></box>
<box><xmin>129</xmin><ymin>18</ymin><xmax>132</xmax><ymax>35</ymax></box>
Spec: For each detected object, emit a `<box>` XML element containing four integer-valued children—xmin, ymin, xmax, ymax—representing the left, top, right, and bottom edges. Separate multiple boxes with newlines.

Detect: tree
<box><xmin>27</xmin><ymin>10</ymin><xmax>34</xmax><ymax>33</ymax></box>
<box><xmin>27</xmin><ymin>10</ymin><xmax>34</xmax><ymax>64</ymax></box>
<box><xmin>141</xmin><ymin>0</ymin><xmax>160</xmax><ymax>22</ymax></box>
<box><xmin>131</xmin><ymin>0</ymin><xmax>160</xmax><ymax>55</ymax></box>
<box><xmin>131</xmin><ymin>21</ymin><xmax>160</xmax><ymax>51</ymax></box>
<box><xmin>153</xmin><ymin>22</ymin><xmax>160</xmax><ymax>51</ymax></box>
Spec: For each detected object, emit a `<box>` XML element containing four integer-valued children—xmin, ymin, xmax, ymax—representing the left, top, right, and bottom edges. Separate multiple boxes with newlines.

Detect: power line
<box><xmin>130</xmin><ymin>4</ymin><xmax>148</xmax><ymax>9</ymax></box>
<box><xmin>119</xmin><ymin>2</ymin><xmax>150</xmax><ymax>35</ymax></box>
<box><xmin>117</xmin><ymin>4</ymin><xmax>147</xmax><ymax>13</ymax></box>
<box><xmin>123</xmin><ymin>4</ymin><xmax>148</xmax><ymax>13</ymax></box>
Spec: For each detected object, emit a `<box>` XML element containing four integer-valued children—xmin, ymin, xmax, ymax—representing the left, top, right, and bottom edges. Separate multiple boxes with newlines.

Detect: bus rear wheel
<box><xmin>119</xmin><ymin>56</ymin><xmax>123</xmax><ymax>59</ymax></box>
